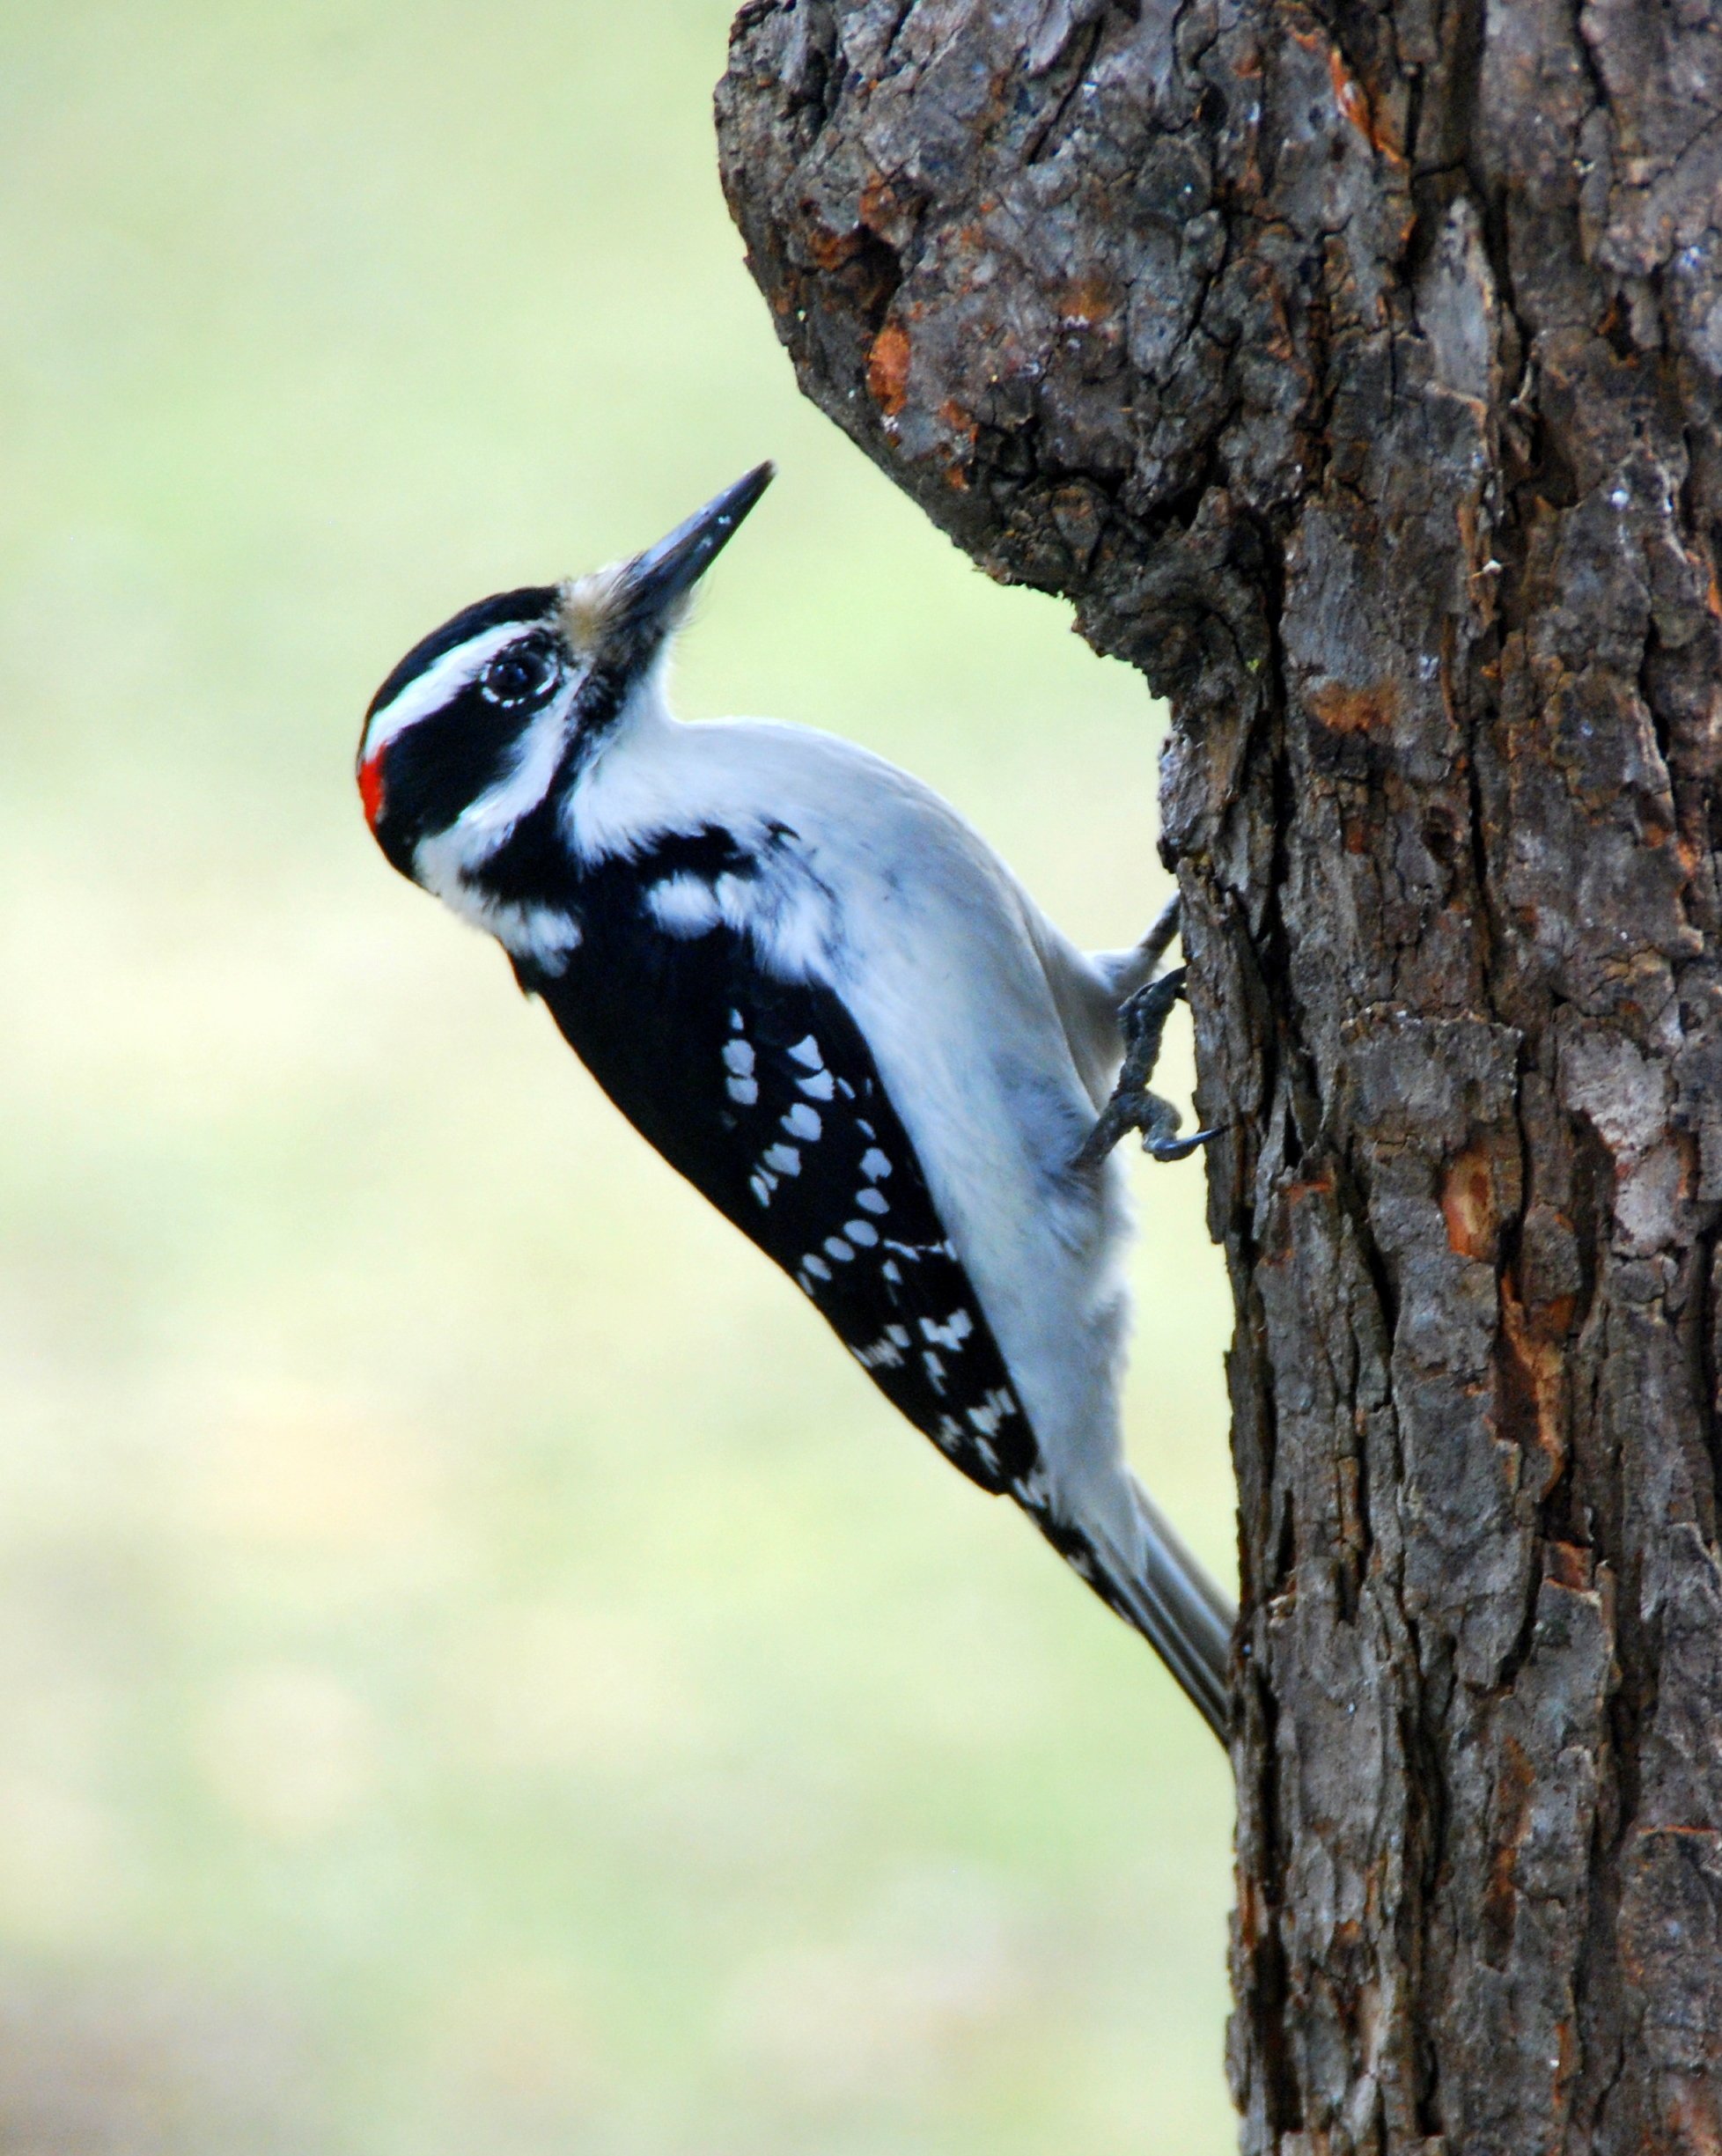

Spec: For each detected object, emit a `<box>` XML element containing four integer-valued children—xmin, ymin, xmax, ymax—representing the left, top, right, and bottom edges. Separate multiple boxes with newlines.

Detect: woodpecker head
<box><xmin>357</xmin><ymin>462</ymin><xmax>774</xmax><ymax>882</ymax></box>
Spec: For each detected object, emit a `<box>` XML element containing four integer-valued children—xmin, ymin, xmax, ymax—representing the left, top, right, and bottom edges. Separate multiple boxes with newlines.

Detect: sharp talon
<box><xmin>1077</xmin><ymin>956</ymin><xmax>1206</xmax><ymax>1171</ymax></box>
<box><xmin>1145</xmin><ymin>1124</ymin><xmax>1220</xmax><ymax>1164</ymax></box>
<box><xmin>1123</xmin><ymin>967</ymin><xmax>1185</xmax><ymax>1028</ymax></box>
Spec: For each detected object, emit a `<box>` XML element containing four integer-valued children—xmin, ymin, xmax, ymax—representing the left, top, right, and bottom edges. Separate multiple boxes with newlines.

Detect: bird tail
<box><xmin>1079</xmin><ymin>1477</ymin><xmax>1234</xmax><ymax>1740</ymax></box>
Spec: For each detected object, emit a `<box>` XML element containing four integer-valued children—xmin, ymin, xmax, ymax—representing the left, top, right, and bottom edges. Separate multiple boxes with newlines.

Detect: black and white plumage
<box><xmin>358</xmin><ymin>465</ymin><xmax>1234</xmax><ymax>1736</ymax></box>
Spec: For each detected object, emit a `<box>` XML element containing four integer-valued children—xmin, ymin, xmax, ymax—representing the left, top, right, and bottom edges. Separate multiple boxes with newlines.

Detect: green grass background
<box><xmin>0</xmin><ymin>4</ymin><xmax>1237</xmax><ymax>2149</ymax></box>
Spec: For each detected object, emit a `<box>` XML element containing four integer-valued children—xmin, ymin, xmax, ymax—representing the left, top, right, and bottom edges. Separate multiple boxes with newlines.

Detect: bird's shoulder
<box><xmin>571</xmin><ymin>712</ymin><xmax>1008</xmax><ymax>895</ymax></box>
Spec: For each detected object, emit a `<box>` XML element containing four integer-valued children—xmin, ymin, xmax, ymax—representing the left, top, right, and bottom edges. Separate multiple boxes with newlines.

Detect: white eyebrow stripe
<box><xmin>361</xmin><ymin>622</ymin><xmax>529</xmax><ymax>761</ymax></box>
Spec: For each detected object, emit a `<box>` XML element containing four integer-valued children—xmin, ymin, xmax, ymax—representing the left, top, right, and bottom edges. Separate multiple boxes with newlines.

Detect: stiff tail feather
<box><xmin>1085</xmin><ymin>1480</ymin><xmax>1234</xmax><ymax>1740</ymax></box>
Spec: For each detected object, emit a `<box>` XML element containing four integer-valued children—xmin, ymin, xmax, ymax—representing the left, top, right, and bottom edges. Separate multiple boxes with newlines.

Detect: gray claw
<box><xmin>1072</xmin><ymin>961</ymin><xmax>1210</xmax><ymax>1172</ymax></box>
<box><xmin>1126</xmin><ymin>967</ymin><xmax>1186</xmax><ymax>1026</ymax></box>
<box><xmin>1145</xmin><ymin>1124</ymin><xmax>1220</xmax><ymax>1164</ymax></box>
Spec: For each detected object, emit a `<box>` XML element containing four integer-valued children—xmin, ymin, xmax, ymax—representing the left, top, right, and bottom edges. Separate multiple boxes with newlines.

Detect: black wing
<box><xmin>513</xmin><ymin>839</ymin><xmax>1038</xmax><ymax>1497</ymax></box>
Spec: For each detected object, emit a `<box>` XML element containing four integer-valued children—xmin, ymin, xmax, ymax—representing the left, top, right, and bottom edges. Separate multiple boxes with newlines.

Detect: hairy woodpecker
<box><xmin>357</xmin><ymin>465</ymin><xmax>1234</xmax><ymax>1737</ymax></box>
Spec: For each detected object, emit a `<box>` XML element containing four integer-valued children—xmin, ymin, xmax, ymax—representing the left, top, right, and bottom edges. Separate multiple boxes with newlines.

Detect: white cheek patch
<box><xmin>361</xmin><ymin>622</ymin><xmax>526</xmax><ymax>762</ymax></box>
<box><xmin>453</xmin><ymin>693</ymin><xmax>576</xmax><ymax>845</ymax></box>
<box><xmin>497</xmin><ymin>905</ymin><xmax>583</xmax><ymax>971</ymax></box>
<box><xmin>409</xmin><ymin>683</ymin><xmax>585</xmax><ymax>968</ymax></box>
<box><xmin>411</xmin><ymin>688</ymin><xmax>579</xmax><ymax>897</ymax></box>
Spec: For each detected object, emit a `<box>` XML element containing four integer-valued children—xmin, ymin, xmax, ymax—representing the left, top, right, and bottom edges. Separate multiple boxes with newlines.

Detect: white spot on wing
<box><xmin>860</xmin><ymin>1149</ymin><xmax>892</xmax><ymax>1181</ymax></box>
<box><xmin>1015</xmin><ymin>1464</ymin><xmax>1050</xmax><ymax>1511</ymax></box>
<box><xmin>843</xmin><ymin>1220</ymin><xmax>879</xmax><ymax>1247</ymax></box>
<box><xmin>762</xmin><ymin>1144</ymin><xmax>801</xmax><ymax>1175</ymax></box>
<box><xmin>803</xmin><ymin>1253</ymin><xmax>832</xmax><ymax>1282</ymax></box>
<box><xmin>920</xmin><ymin>1310</ymin><xmax>974</xmax><ymax>1351</ymax></box>
<box><xmin>854</xmin><ymin>1334</ymin><xmax>904</xmax><ymax>1370</ymax></box>
<box><xmin>796</xmin><ymin>1070</ymin><xmax>836</xmax><ymax>1100</ymax></box>
<box><xmin>727</xmin><ymin>1075</ymin><xmax>759</xmax><ymax>1105</ymax></box>
<box><xmin>854</xmin><ymin>1188</ymin><xmax>888</xmax><ymax>1215</ymax></box>
<box><xmin>495</xmin><ymin>906</ymin><xmax>582</xmax><ymax>970</ymax></box>
<box><xmin>787</xmin><ymin>1036</ymin><xmax>822</xmax><ymax>1069</ymax></box>
<box><xmin>824</xmin><ymin>1237</ymin><xmax>855</xmax><ymax>1263</ymax></box>
<box><xmin>723</xmin><ymin>1040</ymin><xmax>755</xmax><ymax>1077</ymax></box>
<box><xmin>782</xmin><ymin>1102</ymin><xmax>821</xmax><ymax>1141</ymax></box>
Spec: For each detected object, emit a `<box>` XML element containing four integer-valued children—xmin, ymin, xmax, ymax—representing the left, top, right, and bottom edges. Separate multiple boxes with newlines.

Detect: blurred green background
<box><xmin>0</xmin><ymin>4</ymin><xmax>1237</xmax><ymax>2150</ymax></box>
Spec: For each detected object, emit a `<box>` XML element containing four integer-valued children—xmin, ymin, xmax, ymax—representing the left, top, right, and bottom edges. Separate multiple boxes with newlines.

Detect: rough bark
<box><xmin>718</xmin><ymin>3</ymin><xmax>1722</xmax><ymax>2150</ymax></box>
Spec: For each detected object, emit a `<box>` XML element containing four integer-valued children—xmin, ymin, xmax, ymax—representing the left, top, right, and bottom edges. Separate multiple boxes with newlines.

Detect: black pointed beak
<box><xmin>616</xmin><ymin>462</ymin><xmax>775</xmax><ymax>633</ymax></box>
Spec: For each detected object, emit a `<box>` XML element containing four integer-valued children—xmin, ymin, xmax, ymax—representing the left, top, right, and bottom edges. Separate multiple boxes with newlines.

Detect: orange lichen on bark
<box><xmin>1056</xmin><ymin>274</ymin><xmax>1117</xmax><ymax>327</ymax></box>
<box><xmin>1500</xmin><ymin>1280</ymin><xmax>1569</xmax><ymax>1497</ymax></box>
<box><xmin>858</xmin><ymin>173</ymin><xmax>893</xmax><ymax>227</ymax></box>
<box><xmin>1441</xmin><ymin>1143</ymin><xmax>1497</xmax><ymax>1260</ymax></box>
<box><xmin>1261</xmin><ymin>1167</ymin><xmax>1338</xmax><ymax>1275</ymax></box>
<box><xmin>858</xmin><ymin>170</ymin><xmax>916</xmax><ymax>247</ymax></box>
<box><xmin>866</xmin><ymin>321</ymin><xmax>911</xmax><ymax>416</ymax></box>
<box><xmin>1308</xmin><ymin>680</ymin><xmax>1400</xmax><ymax>734</ymax></box>
<box><xmin>804</xmin><ymin>221</ymin><xmax>863</xmax><ymax>272</ymax></box>
<box><xmin>938</xmin><ymin>397</ymin><xmax>977</xmax><ymax>445</ymax></box>
<box><xmin>1482</xmin><ymin>1734</ymin><xmax>1536</xmax><ymax>1958</ymax></box>
<box><xmin>1544</xmin><ymin>1542</ymin><xmax>1593</xmax><ymax>1591</ymax></box>
<box><xmin>1328</xmin><ymin>48</ymin><xmax>1401</xmax><ymax>158</ymax></box>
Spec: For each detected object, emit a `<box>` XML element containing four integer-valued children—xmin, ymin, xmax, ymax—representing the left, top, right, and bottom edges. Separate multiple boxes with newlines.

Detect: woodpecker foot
<box><xmin>1073</xmin><ymin>968</ymin><xmax>1218</xmax><ymax>1171</ymax></box>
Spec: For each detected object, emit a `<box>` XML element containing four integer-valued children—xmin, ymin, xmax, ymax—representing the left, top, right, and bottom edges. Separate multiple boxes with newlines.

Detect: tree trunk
<box><xmin>717</xmin><ymin>2</ymin><xmax>1722</xmax><ymax>2149</ymax></box>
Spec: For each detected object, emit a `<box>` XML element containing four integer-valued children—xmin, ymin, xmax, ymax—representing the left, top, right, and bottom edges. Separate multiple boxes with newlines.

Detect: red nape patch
<box><xmin>357</xmin><ymin>752</ymin><xmax>386</xmax><ymax>828</ymax></box>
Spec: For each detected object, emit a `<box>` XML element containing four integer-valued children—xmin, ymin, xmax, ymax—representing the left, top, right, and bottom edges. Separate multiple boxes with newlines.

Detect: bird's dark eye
<box><xmin>480</xmin><ymin>639</ymin><xmax>559</xmax><ymax>709</ymax></box>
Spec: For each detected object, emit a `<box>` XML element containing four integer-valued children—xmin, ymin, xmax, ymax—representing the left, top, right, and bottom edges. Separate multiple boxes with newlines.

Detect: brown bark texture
<box><xmin>718</xmin><ymin>2</ymin><xmax>1722</xmax><ymax>2151</ymax></box>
